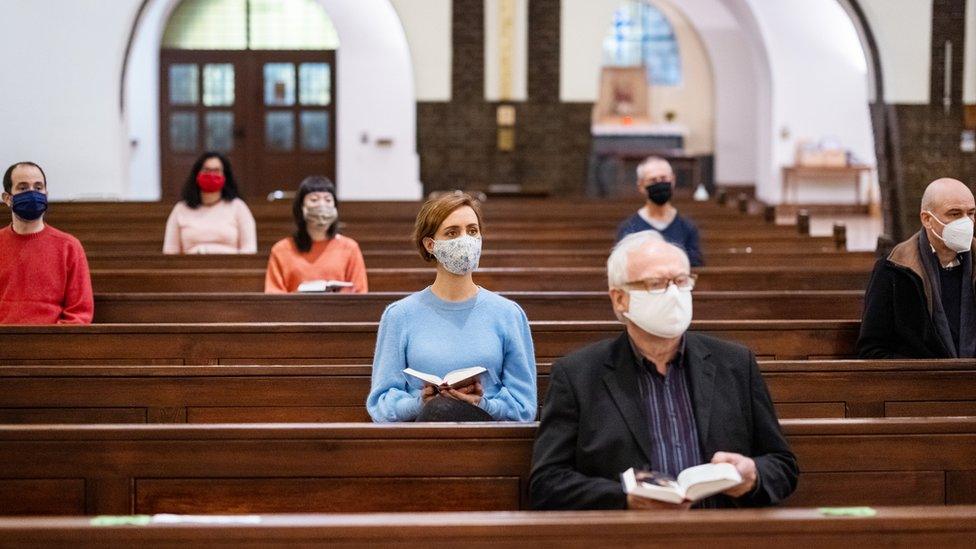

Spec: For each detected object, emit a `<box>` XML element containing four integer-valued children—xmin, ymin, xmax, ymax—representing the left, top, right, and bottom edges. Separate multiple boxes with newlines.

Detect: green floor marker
<box><xmin>818</xmin><ymin>507</ymin><xmax>877</xmax><ymax>517</ymax></box>
<box><xmin>90</xmin><ymin>515</ymin><xmax>153</xmax><ymax>527</ymax></box>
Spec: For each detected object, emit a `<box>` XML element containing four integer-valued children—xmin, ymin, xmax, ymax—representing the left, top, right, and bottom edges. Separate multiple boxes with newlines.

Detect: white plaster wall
<box><xmin>559</xmin><ymin>0</ymin><xmax>716</xmax><ymax>153</ymax></box>
<box><xmin>859</xmin><ymin>0</ymin><xmax>932</xmax><ymax>104</ymax></box>
<box><xmin>714</xmin><ymin>0</ymin><xmax>773</xmax><ymax>195</ymax></box>
<box><xmin>672</xmin><ymin>0</ymin><xmax>763</xmax><ymax>185</ymax></box>
<box><xmin>390</xmin><ymin>0</ymin><xmax>452</xmax><ymax>102</ymax></box>
<box><xmin>126</xmin><ymin>0</ymin><xmax>177</xmax><ymax>200</ymax></box>
<box><xmin>748</xmin><ymin>0</ymin><xmax>877</xmax><ymax>204</ymax></box>
<box><xmin>125</xmin><ymin>0</ymin><xmax>422</xmax><ymax>201</ymax></box>
<box><xmin>484</xmin><ymin>0</ymin><xmax>529</xmax><ymax>101</ymax></box>
<box><xmin>314</xmin><ymin>0</ymin><xmax>422</xmax><ymax>200</ymax></box>
<box><xmin>0</xmin><ymin>0</ymin><xmax>141</xmax><ymax>200</ymax></box>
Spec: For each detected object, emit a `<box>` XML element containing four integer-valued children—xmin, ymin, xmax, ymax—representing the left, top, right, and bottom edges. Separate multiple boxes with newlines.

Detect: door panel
<box><xmin>160</xmin><ymin>50</ymin><xmax>336</xmax><ymax>201</ymax></box>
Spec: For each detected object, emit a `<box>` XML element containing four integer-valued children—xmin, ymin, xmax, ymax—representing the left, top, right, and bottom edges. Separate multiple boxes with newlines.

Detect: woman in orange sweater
<box><xmin>264</xmin><ymin>176</ymin><xmax>368</xmax><ymax>293</ymax></box>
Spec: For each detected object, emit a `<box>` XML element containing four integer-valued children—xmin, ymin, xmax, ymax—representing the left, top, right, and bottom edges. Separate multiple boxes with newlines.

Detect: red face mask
<box><xmin>196</xmin><ymin>172</ymin><xmax>226</xmax><ymax>193</ymax></box>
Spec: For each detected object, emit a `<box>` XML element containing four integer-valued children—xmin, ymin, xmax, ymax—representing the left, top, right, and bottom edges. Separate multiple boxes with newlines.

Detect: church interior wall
<box><xmin>0</xmin><ymin>0</ymin><xmax>973</xmax><ymax>229</ymax></box>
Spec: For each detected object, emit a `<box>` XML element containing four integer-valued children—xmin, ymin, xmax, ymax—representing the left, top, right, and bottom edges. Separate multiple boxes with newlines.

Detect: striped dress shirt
<box><xmin>632</xmin><ymin>338</ymin><xmax>705</xmax><ymax>480</ymax></box>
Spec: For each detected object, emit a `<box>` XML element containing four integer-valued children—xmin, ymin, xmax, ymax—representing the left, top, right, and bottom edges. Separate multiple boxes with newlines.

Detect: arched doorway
<box><xmin>123</xmin><ymin>0</ymin><xmax>421</xmax><ymax>201</ymax></box>
<box><xmin>159</xmin><ymin>0</ymin><xmax>338</xmax><ymax>200</ymax></box>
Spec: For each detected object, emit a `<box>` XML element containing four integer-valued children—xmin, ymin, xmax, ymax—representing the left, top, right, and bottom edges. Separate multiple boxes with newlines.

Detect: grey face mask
<box><xmin>303</xmin><ymin>205</ymin><xmax>338</xmax><ymax>228</ymax></box>
<box><xmin>431</xmin><ymin>234</ymin><xmax>482</xmax><ymax>275</ymax></box>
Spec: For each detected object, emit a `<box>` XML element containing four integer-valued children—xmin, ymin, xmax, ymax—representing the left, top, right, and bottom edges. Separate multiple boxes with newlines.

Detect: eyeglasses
<box><xmin>623</xmin><ymin>274</ymin><xmax>698</xmax><ymax>294</ymax></box>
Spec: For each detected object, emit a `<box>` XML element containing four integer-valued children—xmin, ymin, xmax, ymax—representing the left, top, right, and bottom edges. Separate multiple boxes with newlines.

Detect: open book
<box><xmin>621</xmin><ymin>463</ymin><xmax>742</xmax><ymax>504</ymax></box>
<box><xmin>296</xmin><ymin>280</ymin><xmax>354</xmax><ymax>293</ymax></box>
<box><xmin>403</xmin><ymin>366</ymin><xmax>487</xmax><ymax>390</ymax></box>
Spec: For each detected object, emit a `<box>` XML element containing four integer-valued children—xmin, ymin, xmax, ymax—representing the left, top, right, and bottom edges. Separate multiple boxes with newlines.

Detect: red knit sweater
<box><xmin>0</xmin><ymin>224</ymin><xmax>94</xmax><ymax>324</ymax></box>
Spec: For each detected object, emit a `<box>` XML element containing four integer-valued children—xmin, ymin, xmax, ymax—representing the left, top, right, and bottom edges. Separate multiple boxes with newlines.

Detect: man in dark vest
<box><xmin>858</xmin><ymin>178</ymin><xmax>976</xmax><ymax>358</ymax></box>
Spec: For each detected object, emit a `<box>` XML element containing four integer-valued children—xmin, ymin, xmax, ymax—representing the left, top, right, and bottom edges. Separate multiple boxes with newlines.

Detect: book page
<box><xmin>441</xmin><ymin>366</ymin><xmax>487</xmax><ymax>387</ymax></box>
<box><xmin>402</xmin><ymin>368</ymin><xmax>443</xmax><ymax>386</ymax></box>
<box><xmin>621</xmin><ymin>468</ymin><xmax>685</xmax><ymax>504</ymax></box>
<box><xmin>677</xmin><ymin>462</ymin><xmax>741</xmax><ymax>502</ymax></box>
<box><xmin>296</xmin><ymin>280</ymin><xmax>353</xmax><ymax>292</ymax></box>
<box><xmin>297</xmin><ymin>280</ymin><xmax>329</xmax><ymax>292</ymax></box>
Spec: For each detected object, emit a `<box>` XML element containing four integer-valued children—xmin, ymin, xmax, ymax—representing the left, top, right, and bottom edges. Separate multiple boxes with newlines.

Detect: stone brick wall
<box><xmin>416</xmin><ymin>0</ymin><xmax>591</xmax><ymax>196</ymax></box>
<box><xmin>887</xmin><ymin>0</ymin><xmax>971</xmax><ymax>239</ymax></box>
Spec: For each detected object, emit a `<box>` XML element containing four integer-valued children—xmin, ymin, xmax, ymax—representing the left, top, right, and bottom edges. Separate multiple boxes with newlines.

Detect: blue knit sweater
<box><xmin>615</xmin><ymin>212</ymin><xmax>704</xmax><ymax>266</ymax></box>
<box><xmin>366</xmin><ymin>287</ymin><xmax>538</xmax><ymax>422</ymax></box>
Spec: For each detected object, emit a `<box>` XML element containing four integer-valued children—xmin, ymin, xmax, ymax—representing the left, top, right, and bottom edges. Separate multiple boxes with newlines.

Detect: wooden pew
<box><xmin>84</xmin><ymin>250</ymin><xmax>877</xmax><ymax>270</ymax></box>
<box><xmin>44</xmin><ymin>198</ymin><xmax>768</xmax><ymax>224</ymax></box>
<box><xmin>88</xmin><ymin>267</ymin><xmax>872</xmax><ymax>293</ymax></box>
<box><xmin>0</xmin><ymin>320</ymin><xmax>860</xmax><ymax>365</ymax></box>
<box><xmin>0</xmin><ymin>419</ymin><xmax>973</xmax><ymax>515</ymax></box>
<box><xmin>3</xmin><ymin>507</ymin><xmax>976</xmax><ymax>547</ymax></box>
<box><xmin>0</xmin><ymin>360</ymin><xmax>972</xmax><ymax>424</ymax></box>
<box><xmin>91</xmin><ymin>291</ymin><xmax>864</xmax><ymax>323</ymax></box>
<box><xmin>74</xmin><ymin>233</ymin><xmax>843</xmax><ymax>254</ymax></box>
<box><xmin>61</xmin><ymin>221</ymin><xmax>804</xmax><ymax>239</ymax></box>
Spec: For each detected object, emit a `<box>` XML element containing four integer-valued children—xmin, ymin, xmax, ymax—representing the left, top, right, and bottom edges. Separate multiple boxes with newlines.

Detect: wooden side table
<box><xmin>781</xmin><ymin>165</ymin><xmax>874</xmax><ymax>205</ymax></box>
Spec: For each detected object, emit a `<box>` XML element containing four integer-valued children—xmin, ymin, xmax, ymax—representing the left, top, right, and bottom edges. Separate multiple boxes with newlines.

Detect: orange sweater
<box><xmin>264</xmin><ymin>235</ymin><xmax>368</xmax><ymax>293</ymax></box>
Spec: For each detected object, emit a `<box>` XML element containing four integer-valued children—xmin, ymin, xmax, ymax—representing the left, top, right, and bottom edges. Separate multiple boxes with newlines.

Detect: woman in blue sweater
<box><xmin>366</xmin><ymin>193</ymin><xmax>537</xmax><ymax>422</ymax></box>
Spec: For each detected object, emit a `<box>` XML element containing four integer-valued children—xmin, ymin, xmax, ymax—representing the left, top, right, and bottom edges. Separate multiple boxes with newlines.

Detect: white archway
<box><xmin>123</xmin><ymin>0</ymin><xmax>421</xmax><ymax>201</ymax></box>
<box><xmin>564</xmin><ymin>0</ymin><xmax>878</xmax><ymax>205</ymax></box>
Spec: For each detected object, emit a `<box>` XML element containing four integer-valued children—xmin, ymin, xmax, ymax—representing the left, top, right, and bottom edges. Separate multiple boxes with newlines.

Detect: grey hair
<box><xmin>635</xmin><ymin>156</ymin><xmax>674</xmax><ymax>180</ymax></box>
<box><xmin>607</xmin><ymin>230</ymin><xmax>667</xmax><ymax>289</ymax></box>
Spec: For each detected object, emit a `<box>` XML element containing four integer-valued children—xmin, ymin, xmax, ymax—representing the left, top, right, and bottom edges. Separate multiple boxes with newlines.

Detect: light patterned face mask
<box><xmin>303</xmin><ymin>205</ymin><xmax>338</xmax><ymax>228</ymax></box>
<box><xmin>430</xmin><ymin>234</ymin><xmax>482</xmax><ymax>275</ymax></box>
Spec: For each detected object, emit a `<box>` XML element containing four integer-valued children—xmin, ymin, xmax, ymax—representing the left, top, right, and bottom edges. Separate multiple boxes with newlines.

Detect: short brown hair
<box><xmin>413</xmin><ymin>192</ymin><xmax>484</xmax><ymax>262</ymax></box>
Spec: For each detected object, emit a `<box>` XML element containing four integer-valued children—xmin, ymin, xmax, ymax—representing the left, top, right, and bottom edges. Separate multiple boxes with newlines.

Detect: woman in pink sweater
<box><xmin>265</xmin><ymin>176</ymin><xmax>368</xmax><ymax>293</ymax></box>
<box><xmin>163</xmin><ymin>152</ymin><xmax>257</xmax><ymax>254</ymax></box>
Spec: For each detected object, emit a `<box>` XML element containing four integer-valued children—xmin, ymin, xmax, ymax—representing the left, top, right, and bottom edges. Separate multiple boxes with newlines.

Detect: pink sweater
<box><xmin>163</xmin><ymin>198</ymin><xmax>257</xmax><ymax>254</ymax></box>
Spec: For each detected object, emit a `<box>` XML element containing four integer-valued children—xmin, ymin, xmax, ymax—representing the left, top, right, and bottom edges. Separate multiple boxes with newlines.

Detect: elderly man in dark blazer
<box><xmin>530</xmin><ymin>230</ymin><xmax>798</xmax><ymax>510</ymax></box>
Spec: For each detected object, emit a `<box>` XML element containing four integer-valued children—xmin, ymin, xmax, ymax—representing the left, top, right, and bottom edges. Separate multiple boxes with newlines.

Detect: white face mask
<box><xmin>430</xmin><ymin>234</ymin><xmax>482</xmax><ymax>275</ymax></box>
<box><xmin>623</xmin><ymin>284</ymin><xmax>693</xmax><ymax>338</ymax></box>
<box><xmin>926</xmin><ymin>211</ymin><xmax>974</xmax><ymax>253</ymax></box>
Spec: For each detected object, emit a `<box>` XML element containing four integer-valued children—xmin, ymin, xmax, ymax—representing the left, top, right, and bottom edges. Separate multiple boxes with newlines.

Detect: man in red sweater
<box><xmin>0</xmin><ymin>162</ymin><xmax>93</xmax><ymax>324</ymax></box>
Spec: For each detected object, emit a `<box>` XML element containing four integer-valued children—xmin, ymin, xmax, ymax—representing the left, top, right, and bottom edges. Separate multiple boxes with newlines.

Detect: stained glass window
<box><xmin>162</xmin><ymin>0</ymin><xmax>339</xmax><ymax>50</ymax></box>
<box><xmin>603</xmin><ymin>2</ymin><xmax>681</xmax><ymax>86</ymax></box>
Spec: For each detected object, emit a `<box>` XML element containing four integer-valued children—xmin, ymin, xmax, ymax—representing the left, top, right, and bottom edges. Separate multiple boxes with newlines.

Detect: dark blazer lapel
<box><xmin>685</xmin><ymin>333</ymin><xmax>717</xmax><ymax>450</ymax></box>
<box><xmin>601</xmin><ymin>333</ymin><xmax>655</xmax><ymax>465</ymax></box>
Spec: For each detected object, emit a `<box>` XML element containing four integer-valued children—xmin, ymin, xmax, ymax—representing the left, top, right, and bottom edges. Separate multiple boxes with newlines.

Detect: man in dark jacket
<box><xmin>530</xmin><ymin>230</ymin><xmax>798</xmax><ymax>510</ymax></box>
<box><xmin>857</xmin><ymin>178</ymin><xmax>976</xmax><ymax>358</ymax></box>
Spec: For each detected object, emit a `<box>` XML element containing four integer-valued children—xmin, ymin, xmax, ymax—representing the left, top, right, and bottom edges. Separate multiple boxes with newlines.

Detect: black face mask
<box><xmin>645</xmin><ymin>182</ymin><xmax>673</xmax><ymax>205</ymax></box>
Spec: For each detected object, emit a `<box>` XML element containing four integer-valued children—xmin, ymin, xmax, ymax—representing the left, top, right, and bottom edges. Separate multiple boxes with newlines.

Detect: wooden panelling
<box><xmin>0</xmin><ymin>408</ymin><xmax>146</xmax><ymax>424</ymax></box>
<box><xmin>0</xmin><ymin>480</ymin><xmax>86</xmax><ymax>515</ymax></box>
<box><xmin>886</xmin><ymin>401</ymin><xmax>976</xmax><ymax>416</ymax></box>
<box><xmin>773</xmin><ymin>403</ymin><xmax>847</xmax><ymax>419</ymax></box>
<box><xmin>789</xmin><ymin>472</ymin><xmax>946</xmax><ymax>506</ymax></box>
<box><xmin>946</xmin><ymin>471</ymin><xmax>976</xmax><ymax>504</ymax></box>
<box><xmin>135</xmin><ymin>477</ymin><xmax>520</xmax><ymax>514</ymax></box>
<box><xmin>92</xmin><ymin>291</ymin><xmax>865</xmax><ymax>323</ymax></box>
<box><xmin>88</xmin><ymin>267</ymin><xmax>870</xmax><ymax>293</ymax></box>
<box><xmin>3</xmin><ymin>360</ymin><xmax>975</xmax><ymax>424</ymax></box>
<box><xmin>84</xmin><ymin>250</ymin><xmax>878</xmax><ymax>270</ymax></box>
<box><xmin>186</xmin><ymin>406</ymin><xmax>369</xmax><ymax>423</ymax></box>
<box><xmin>0</xmin><ymin>321</ymin><xmax>861</xmax><ymax>365</ymax></box>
